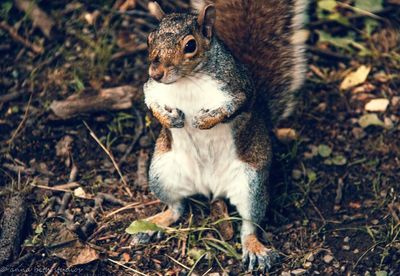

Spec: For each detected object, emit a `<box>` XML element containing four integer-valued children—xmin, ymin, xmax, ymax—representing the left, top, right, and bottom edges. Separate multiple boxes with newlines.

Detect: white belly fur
<box><xmin>144</xmin><ymin>75</ymin><xmax>250</xmax><ymax>199</ymax></box>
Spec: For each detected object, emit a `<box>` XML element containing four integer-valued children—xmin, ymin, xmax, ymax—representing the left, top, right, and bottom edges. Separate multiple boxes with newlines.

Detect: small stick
<box><xmin>118</xmin><ymin>108</ymin><xmax>144</xmax><ymax>168</ymax></box>
<box><xmin>98</xmin><ymin>192</ymin><xmax>128</xmax><ymax>206</ymax></box>
<box><xmin>83</xmin><ymin>121</ymin><xmax>133</xmax><ymax>198</ymax></box>
<box><xmin>30</xmin><ymin>182</ymin><xmax>80</xmax><ymax>192</ymax></box>
<box><xmin>45</xmin><ymin>262</ymin><xmax>58</xmax><ymax>276</ymax></box>
<box><xmin>8</xmin><ymin>92</ymin><xmax>33</xmax><ymax>145</ymax></box>
<box><xmin>105</xmin><ymin>199</ymin><xmax>160</xmax><ymax>218</ymax></box>
<box><xmin>57</xmin><ymin>193</ymin><xmax>72</xmax><ymax>215</ymax></box>
<box><xmin>107</xmin><ymin>258</ymin><xmax>147</xmax><ymax>276</ymax></box>
<box><xmin>388</xmin><ymin>203</ymin><xmax>400</xmax><ymax>224</ymax></box>
<box><xmin>0</xmin><ymin>90</ymin><xmax>26</xmax><ymax>103</ymax></box>
<box><xmin>334</xmin><ymin>178</ymin><xmax>345</xmax><ymax>212</ymax></box>
<box><xmin>0</xmin><ymin>21</ymin><xmax>43</xmax><ymax>54</ymax></box>
<box><xmin>68</xmin><ymin>163</ymin><xmax>78</xmax><ymax>183</ymax></box>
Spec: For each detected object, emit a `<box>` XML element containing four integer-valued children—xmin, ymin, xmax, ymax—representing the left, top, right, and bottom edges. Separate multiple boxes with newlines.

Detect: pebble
<box><xmin>116</xmin><ymin>143</ymin><xmax>128</xmax><ymax>153</ymax></box>
<box><xmin>344</xmin><ymin>236</ymin><xmax>350</xmax><ymax>243</ymax></box>
<box><xmin>291</xmin><ymin>268</ymin><xmax>307</xmax><ymax>275</ymax></box>
<box><xmin>292</xmin><ymin>169</ymin><xmax>302</xmax><ymax>180</ymax></box>
<box><xmin>303</xmin><ymin>262</ymin><xmax>312</xmax><ymax>269</ymax></box>
<box><xmin>353</xmin><ymin>249</ymin><xmax>360</xmax><ymax>254</ymax></box>
<box><xmin>323</xmin><ymin>254</ymin><xmax>334</xmax><ymax>264</ymax></box>
<box><xmin>352</xmin><ymin>127</ymin><xmax>366</xmax><ymax>139</ymax></box>
<box><xmin>281</xmin><ymin>272</ymin><xmax>291</xmax><ymax>276</ymax></box>
<box><xmin>342</xmin><ymin>244</ymin><xmax>351</xmax><ymax>251</ymax></box>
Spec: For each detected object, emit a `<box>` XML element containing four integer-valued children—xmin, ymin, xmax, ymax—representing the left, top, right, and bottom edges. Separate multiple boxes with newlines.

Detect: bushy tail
<box><xmin>192</xmin><ymin>0</ymin><xmax>309</xmax><ymax>126</ymax></box>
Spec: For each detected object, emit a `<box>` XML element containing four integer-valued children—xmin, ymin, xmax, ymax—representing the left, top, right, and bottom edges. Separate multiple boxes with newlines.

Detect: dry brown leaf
<box><xmin>365</xmin><ymin>98</ymin><xmax>389</xmax><ymax>112</ymax></box>
<box><xmin>275</xmin><ymin>128</ymin><xmax>298</xmax><ymax>143</ymax></box>
<box><xmin>340</xmin><ymin>65</ymin><xmax>371</xmax><ymax>90</ymax></box>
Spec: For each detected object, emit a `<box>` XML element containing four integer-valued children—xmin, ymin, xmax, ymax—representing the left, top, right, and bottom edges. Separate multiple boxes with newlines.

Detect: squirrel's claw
<box><xmin>242</xmin><ymin>234</ymin><xmax>280</xmax><ymax>272</ymax></box>
<box><xmin>130</xmin><ymin>230</ymin><xmax>165</xmax><ymax>246</ymax></box>
<box><xmin>130</xmin><ymin>231</ymin><xmax>154</xmax><ymax>245</ymax></box>
<box><xmin>192</xmin><ymin>108</ymin><xmax>222</xmax><ymax>129</ymax></box>
<box><xmin>167</xmin><ymin>107</ymin><xmax>185</xmax><ymax>128</ymax></box>
<box><xmin>242</xmin><ymin>248</ymin><xmax>279</xmax><ymax>272</ymax></box>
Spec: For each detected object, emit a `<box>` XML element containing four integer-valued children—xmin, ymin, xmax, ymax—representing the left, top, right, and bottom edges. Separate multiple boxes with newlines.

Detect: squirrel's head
<box><xmin>147</xmin><ymin>2</ymin><xmax>216</xmax><ymax>84</ymax></box>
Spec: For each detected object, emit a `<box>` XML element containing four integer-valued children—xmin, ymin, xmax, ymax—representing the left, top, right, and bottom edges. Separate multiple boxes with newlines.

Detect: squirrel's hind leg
<box><xmin>227</xmin><ymin>167</ymin><xmax>280</xmax><ymax>272</ymax></box>
<box><xmin>131</xmin><ymin>129</ymin><xmax>192</xmax><ymax>245</ymax></box>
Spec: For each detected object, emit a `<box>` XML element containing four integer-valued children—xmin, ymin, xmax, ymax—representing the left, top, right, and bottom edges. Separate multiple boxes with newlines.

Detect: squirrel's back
<box><xmin>192</xmin><ymin>0</ymin><xmax>309</xmax><ymax>125</ymax></box>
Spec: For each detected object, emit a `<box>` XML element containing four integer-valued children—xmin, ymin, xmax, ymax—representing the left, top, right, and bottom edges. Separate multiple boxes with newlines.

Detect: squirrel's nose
<box><xmin>151</xmin><ymin>71</ymin><xmax>164</xmax><ymax>82</ymax></box>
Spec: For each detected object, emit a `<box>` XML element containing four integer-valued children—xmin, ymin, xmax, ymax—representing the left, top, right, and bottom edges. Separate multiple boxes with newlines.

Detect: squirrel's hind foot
<box><xmin>130</xmin><ymin>209</ymin><xmax>180</xmax><ymax>246</ymax></box>
<box><xmin>130</xmin><ymin>230</ymin><xmax>164</xmax><ymax>246</ymax></box>
<box><xmin>242</xmin><ymin>234</ymin><xmax>280</xmax><ymax>272</ymax></box>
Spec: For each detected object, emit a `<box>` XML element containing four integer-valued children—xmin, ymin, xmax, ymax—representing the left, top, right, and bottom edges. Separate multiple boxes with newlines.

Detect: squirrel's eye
<box><xmin>184</xmin><ymin>39</ymin><xmax>197</xmax><ymax>54</ymax></box>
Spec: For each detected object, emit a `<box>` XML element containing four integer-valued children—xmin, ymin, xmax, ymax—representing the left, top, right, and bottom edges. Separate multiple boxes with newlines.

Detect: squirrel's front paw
<box><xmin>165</xmin><ymin>107</ymin><xmax>185</xmax><ymax>128</ymax></box>
<box><xmin>192</xmin><ymin>109</ymin><xmax>222</xmax><ymax>130</ymax></box>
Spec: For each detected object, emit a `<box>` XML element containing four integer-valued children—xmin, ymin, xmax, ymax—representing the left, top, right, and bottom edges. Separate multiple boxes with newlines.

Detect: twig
<box><xmin>110</xmin><ymin>43</ymin><xmax>147</xmax><ymax>61</ymax></box>
<box><xmin>57</xmin><ymin>192</ymin><xmax>72</xmax><ymax>215</ymax></box>
<box><xmin>7</xmin><ymin>92</ymin><xmax>33</xmax><ymax>145</ymax></box>
<box><xmin>334</xmin><ymin>178</ymin><xmax>345</xmax><ymax>212</ymax></box>
<box><xmin>0</xmin><ymin>21</ymin><xmax>43</xmax><ymax>54</ymax></box>
<box><xmin>97</xmin><ymin>192</ymin><xmax>128</xmax><ymax>206</ymax></box>
<box><xmin>118</xmin><ymin>108</ymin><xmax>144</xmax><ymax>168</ymax></box>
<box><xmin>105</xmin><ymin>199</ymin><xmax>160</xmax><ymax>218</ymax></box>
<box><xmin>0</xmin><ymin>90</ymin><xmax>25</xmax><ymax>103</ymax></box>
<box><xmin>135</xmin><ymin>149</ymin><xmax>149</xmax><ymax>187</ymax></box>
<box><xmin>68</xmin><ymin>163</ymin><xmax>78</xmax><ymax>183</ymax></box>
<box><xmin>83</xmin><ymin>121</ymin><xmax>133</xmax><ymax>198</ymax></box>
<box><xmin>309</xmin><ymin>46</ymin><xmax>351</xmax><ymax>61</ymax></box>
<box><xmin>107</xmin><ymin>258</ymin><xmax>148</xmax><ymax>276</ymax></box>
<box><xmin>30</xmin><ymin>182</ymin><xmax>80</xmax><ymax>192</ymax></box>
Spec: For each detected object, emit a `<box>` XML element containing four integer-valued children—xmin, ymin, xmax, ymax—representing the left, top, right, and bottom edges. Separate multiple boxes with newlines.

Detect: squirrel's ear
<box><xmin>148</xmin><ymin>1</ymin><xmax>165</xmax><ymax>21</ymax></box>
<box><xmin>197</xmin><ymin>4</ymin><xmax>216</xmax><ymax>39</ymax></box>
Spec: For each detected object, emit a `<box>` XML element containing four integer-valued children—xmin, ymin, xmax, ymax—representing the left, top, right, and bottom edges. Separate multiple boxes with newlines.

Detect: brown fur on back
<box><xmin>198</xmin><ymin>0</ymin><xmax>307</xmax><ymax>125</ymax></box>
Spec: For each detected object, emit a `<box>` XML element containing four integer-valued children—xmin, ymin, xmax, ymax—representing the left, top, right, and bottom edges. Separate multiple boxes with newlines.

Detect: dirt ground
<box><xmin>0</xmin><ymin>0</ymin><xmax>399</xmax><ymax>275</ymax></box>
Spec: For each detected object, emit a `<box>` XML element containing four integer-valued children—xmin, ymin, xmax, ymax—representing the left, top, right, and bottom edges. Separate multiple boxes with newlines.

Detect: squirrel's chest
<box><xmin>144</xmin><ymin>75</ymin><xmax>231</xmax><ymax>119</ymax></box>
<box><xmin>145</xmin><ymin>76</ymin><xmax>240</xmax><ymax>197</ymax></box>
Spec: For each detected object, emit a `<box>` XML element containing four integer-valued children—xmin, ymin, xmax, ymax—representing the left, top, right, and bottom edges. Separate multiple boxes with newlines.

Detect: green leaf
<box><xmin>375</xmin><ymin>271</ymin><xmax>388</xmax><ymax>276</ymax></box>
<box><xmin>364</xmin><ymin>18</ymin><xmax>380</xmax><ymax>37</ymax></box>
<box><xmin>35</xmin><ymin>223</ymin><xmax>44</xmax><ymax>235</ymax></box>
<box><xmin>188</xmin><ymin>248</ymin><xmax>206</xmax><ymax>261</ymax></box>
<box><xmin>318</xmin><ymin>144</ymin><xmax>332</xmax><ymax>158</ymax></box>
<box><xmin>125</xmin><ymin>220</ymin><xmax>162</xmax><ymax>235</ymax></box>
<box><xmin>355</xmin><ymin>0</ymin><xmax>383</xmax><ymax>12</ymax></box>
<box><xmin>316</xmin><ymin>31</ymin><xmax>372</xmax><ymax>56</ymax></box>
<box><xmin>331</xmin><ymin>155</ymin><xmax>347</xmax><ymax>166</ymax></box>
<box><xmin>307</xmin><ymin>170</ymin><xmax>317</xmax><ymax>182</ymax></box>
<box><xmin>358</xmin><ymin>114</ymin><xmax>385</xmax><ymax>128</ymax></box>
<box><xmin>318</xmin><ymin>0</ymin><xmax>337</xmax><ymax>12</ymax></box>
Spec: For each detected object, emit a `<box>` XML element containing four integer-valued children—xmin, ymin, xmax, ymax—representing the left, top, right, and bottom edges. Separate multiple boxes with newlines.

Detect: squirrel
<box><xmin>131</xmin><ymin>0</ymin><xmax>309</xmax><ymax>272</ymax></box>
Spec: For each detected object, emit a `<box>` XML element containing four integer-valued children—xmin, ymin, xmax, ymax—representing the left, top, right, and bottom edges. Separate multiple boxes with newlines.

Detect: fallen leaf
<box><xmin>318</xmin><ymin>144</ymin><xmax>332</xmax><ymax>158</ymax></box>
<box><xmin>365</xmin><ymin>98</ymin><xmax>389</xmax><ymax>112</ymax></box>
<box><xmin>340</xmin><ymin>65</ymin><xmax>371</xmax><ymax>90</ymax></box>
<box><xmin>122</xmin><ymin>252</ymin><xmax>130</xmax><ymax>262</ymax></box>
<box><xmin>355</xmin><ymin>0</ymin><xmax>383</xmax><ymax>12</ymax></box>
<box><xmin>211</xmin><ymin>199</ymin><xmax>234</xmax><ymax>241</ymax></box>
<box><xmin>125</xmin><ymin>220</ymin><xmax>162</xmax><ymax>235</ymax></box>
<box><xmin>67</xmin><ymin>245</ymin><xmax>99</xmax><ymax>267</ymax></box>
<box><xmin>275</xmin><ymin>128</ymin><xmax>298</xmax><ymax>143</ymax></box>
<box><xmin>358</xmin><ymin>113</ymin><xmax>385</xmax><ymax>128</ymax></box>
<box><xmin>73</xmin><ymin>187</ymin><xmax>87</xmax><ymax>198</ymax></box>
<box><xmin>349</xmin><ymin>202</ymin><xmax>362</xmax><ymax>209</ymax></box>
<box><xmin>331</xmin><ymin>155</ymin><xmax>347</xmax><ymax>166</ymax></box>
